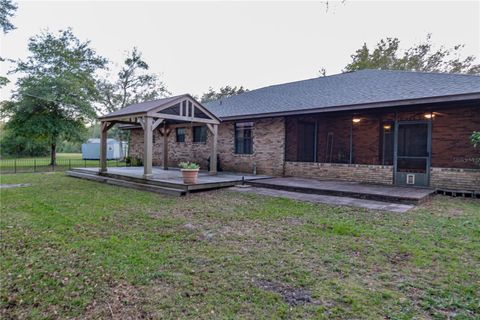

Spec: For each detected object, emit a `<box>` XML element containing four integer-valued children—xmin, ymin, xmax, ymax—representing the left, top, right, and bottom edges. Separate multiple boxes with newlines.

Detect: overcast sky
<box><xmin>1</xmin><ymin>0</ymin><xmax>479</xmax><ymax>101</ymax></box>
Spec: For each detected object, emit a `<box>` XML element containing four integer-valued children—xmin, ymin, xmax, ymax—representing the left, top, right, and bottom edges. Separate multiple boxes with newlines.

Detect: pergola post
<box><xmin>208</xmin><ymin>124</ymin><xmax>218</xmax><ymax>175</ymax></box>
<box><xmin>143</xmin><ymin>116</ymin><xmax>153</xmax><ymax>179</ymax></box>
<box><xmin>163</xmin><ymin>123</ymin><xmax>169</xmax><ymax>170</ymax></box>
<box><xmin>100</xmin><ymin>121</ymin><xmax>108</xmax><ymax>173</ymax></box>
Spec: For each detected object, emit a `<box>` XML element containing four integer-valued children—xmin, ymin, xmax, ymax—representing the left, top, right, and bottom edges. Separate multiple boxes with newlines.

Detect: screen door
<box><xmin>394</xmin><ymin>121</ymin><xmax>431</xmax><ymax>187</ymax></box>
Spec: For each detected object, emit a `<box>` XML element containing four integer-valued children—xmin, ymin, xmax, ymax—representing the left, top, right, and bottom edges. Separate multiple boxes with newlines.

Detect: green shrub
<box><xmin>178</xmin><ymin>162</ymin><xmax>200</xmax><ymax>169</ymax></box>
<box><xmin>471</xmin><ymin>131</ymin><xmax>480</xmax><ymax>148</ymax></box>
<box><xmin>471</xmin><ymin>131</ymin><xmax>480</xmax><ymax>165</ymax></box>
<box><xmin>125</xmin><ymin>156</ymin><xmax>143</xmax><ymax>166</ymax></box>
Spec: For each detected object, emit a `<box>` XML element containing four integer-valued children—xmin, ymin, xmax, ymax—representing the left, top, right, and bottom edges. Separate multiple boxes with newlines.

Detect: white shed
<box><xmin>82</xmin><ymin>138</ymin><xmax>122</xmax><ymax>160</ymax></box>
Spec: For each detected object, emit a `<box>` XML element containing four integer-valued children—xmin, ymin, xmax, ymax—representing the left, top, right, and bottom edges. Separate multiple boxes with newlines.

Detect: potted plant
<box><xmin>178</xmin><ymin>162</ymin><xmax>200</xmax><ymax>184</ymax></box>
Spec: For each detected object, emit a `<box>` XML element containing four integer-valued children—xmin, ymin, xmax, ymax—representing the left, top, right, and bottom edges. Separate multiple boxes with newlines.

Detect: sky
<box><xmin>1</xmin><ymin>0</ymin><xmax>479</xmax><ymax>101</ymax></box>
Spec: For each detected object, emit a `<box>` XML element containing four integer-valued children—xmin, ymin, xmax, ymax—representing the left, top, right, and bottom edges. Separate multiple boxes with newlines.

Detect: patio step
<box><xmin>249</xmin><ymin>178</ymin><xmax>435</xmax><ymax>205</ymax></box>
<box><xmin>230</xmin><ymin>186</ymin><xmax>414</xmax><ymax>213</ymax></box>
<box><xmin>66</xmin><ymin>170</ymin><xmax>186</xmax><ymax>196</ymax></box>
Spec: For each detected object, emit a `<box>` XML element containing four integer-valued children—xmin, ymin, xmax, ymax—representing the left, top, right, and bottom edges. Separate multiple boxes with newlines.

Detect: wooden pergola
<box><xmin>97</xmin><ymin>94</ymin><xmax>221</xmax><ymax>178</ymax></box>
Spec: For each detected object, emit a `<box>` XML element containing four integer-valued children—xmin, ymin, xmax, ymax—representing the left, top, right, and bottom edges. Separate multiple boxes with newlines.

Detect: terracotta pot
<box><xmin>181</xmin><ymin>168</ymin><xmax>199</xmax><ymax>184</ymax></box>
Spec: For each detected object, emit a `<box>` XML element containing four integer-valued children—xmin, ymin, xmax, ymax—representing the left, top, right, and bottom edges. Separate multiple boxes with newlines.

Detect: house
<box><xmin>98</xmin><ymin>69</ymin><xmax>480</xmax><ymax>192</ymax></box>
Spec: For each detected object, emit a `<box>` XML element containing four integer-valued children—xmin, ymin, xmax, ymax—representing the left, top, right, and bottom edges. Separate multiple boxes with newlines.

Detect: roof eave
<box><xmin>217</xmin><ymin>92</ymin><xmax>480</xmax><ymax>121</ymax></box>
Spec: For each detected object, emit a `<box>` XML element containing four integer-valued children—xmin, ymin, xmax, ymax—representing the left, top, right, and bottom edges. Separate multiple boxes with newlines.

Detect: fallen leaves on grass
<box><xmin>254</xmin><ymin>279</ymin><xmax>314</xmax><ymax>306</ymax></box>
<box><xmin>84</xmin><ymin>281</ymin><xmax>148</xmax><ymax>320</ymax></box>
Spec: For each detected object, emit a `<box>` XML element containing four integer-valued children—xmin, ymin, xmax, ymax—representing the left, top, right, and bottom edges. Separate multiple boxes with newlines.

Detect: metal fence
<box><xmin>0</xmin><ymin>158</ymin><xmax>130</xmax><ymax>174</ymax></box>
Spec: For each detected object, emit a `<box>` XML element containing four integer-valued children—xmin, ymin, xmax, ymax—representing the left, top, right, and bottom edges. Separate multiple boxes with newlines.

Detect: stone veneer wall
<box><xmin>284</xmin><ymin>162</ymin><xmax>394</xmax><ymax>185</ymax></box>
<box><xmin>128</xmin><ymin>117</ymin><xmax>285</xmax><ymax>175</ymax></box>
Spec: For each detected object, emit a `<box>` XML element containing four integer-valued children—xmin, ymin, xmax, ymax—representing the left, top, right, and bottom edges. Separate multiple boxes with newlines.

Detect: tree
<box><xmin>0</xmin><ymin>0</ymin><xmax>17</xmax><ymax>33</ymax></box>
<box><xmin>318</xmin><ymin>67</ymin><xmax>327</xmax><ymax>77</ymax></box>
<box><xmin>344</xmin><ymin>35</ymin><xmax>480</xmax><ymax>74</ymax></box>
<box><xmin>97</xmin><ymin>47</ymin><xmax>169</xmax><ymax>113</ymax></box>
<box><xmin>97</xmin><ymin>47</ymin><xmax>169</xmax><ymax>156</ymax></box>
<box><xmin>200</xmin><ymin>85</ymin><xmax>248</xmax><ymax>103</ymax></box>
<box><xmin>2</xmin><ymin>29</ymin><xmax>106</xmax><ymax>164</ymax></box>
<box><xmin>0</xmin><ymin>127</ymin><xmax>50</xmax><ymax>157</ymax></box>
<box><xmin>0</xmin><ymin>0</ymin><xmax>17</xmax><ymax>87</ymax></box>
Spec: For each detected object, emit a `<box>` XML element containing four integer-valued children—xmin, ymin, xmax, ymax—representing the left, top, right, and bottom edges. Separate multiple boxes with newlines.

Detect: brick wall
<box><xmin>284</xmin><ymin>162</ymin><xmax>394</xmax><ymax>185</ymax></box>
<box><xmin>429</xmin><ymin>107</ymin><xmax>480</xmax><ymax>168</ymax></box>
<box><xmin>129</xmin><ymin>117</ymin><xmax>285</xmax><ymax>175</ymax></box>
<box><xmin>218</xmin><ymin>118</ymin><xmax>285</xmax><ymax>176</ymax></box>
<box><xmin>128</xmin><ymin>103</ymin><xmax>479</xmax><ymax>190</ymax></box>
<box><xmin>430</xmin><ymin>167</ymin><xmax>480</xmax><ymax>191</ymax></box>
<box><xmin>129</xmin><ymin>127</ymin><xmax>212</xmax><ymax>169</ymax></box>
<box><xmin>284</xmin><ymin>162</ymin><xmax>480</xmax><ymax>190</ymax></box>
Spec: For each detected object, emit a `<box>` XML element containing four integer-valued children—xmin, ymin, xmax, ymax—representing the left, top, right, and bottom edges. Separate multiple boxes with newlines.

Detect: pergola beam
<box><xmin>150</xmin><ymin>113</ymin><xmax>219</xmax><ymax>124</ymax></box>
<box><xmin>152</xmin><ymin>118</ymin><xmax>164</xmax><ymax>131</ymax></box>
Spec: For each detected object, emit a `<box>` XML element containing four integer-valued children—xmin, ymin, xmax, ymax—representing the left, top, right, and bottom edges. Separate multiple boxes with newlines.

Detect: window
<box><xmin>193</xmin><ymin>126</ymin><xmax>207</xmax><ymax>143</ymax></box>
<box><xmin>235</xmin><ymin>122</ymin><xmax>253</xmax><ymax>154</ymax></box>
<box><xmin>176</xmin><ymin>127</ymin><xmax>185</xmax><ymax>143</ymax></box>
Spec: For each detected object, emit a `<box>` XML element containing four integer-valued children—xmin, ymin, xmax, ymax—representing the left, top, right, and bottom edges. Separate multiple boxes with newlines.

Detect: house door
<box><xmin>394</xmin><ymin>121</ymin><xmax>431</xmax><ymax>187</ymax></box>
<box><xmin>297</xmin><ymin>121</ymin><xmax>317</xmax><ymax>162</ymax></box>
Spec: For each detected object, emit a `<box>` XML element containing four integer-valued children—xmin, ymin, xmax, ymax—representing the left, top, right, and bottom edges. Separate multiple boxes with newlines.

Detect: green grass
<box><xmin>1</xmin><ymin>173</ymin><xmax>479</xmax><ymax>319</ymax></box>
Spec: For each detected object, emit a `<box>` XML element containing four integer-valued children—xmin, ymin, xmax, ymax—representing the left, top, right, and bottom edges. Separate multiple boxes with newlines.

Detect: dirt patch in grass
<box><xmin>254</xmin><ymin>279</ymin><xmax>314</xmax><ymax>306</ymax></box>
<box><xmin>83</xmin><ymin>281</ymin><xmax>148</xmax><ymax>319</ymax></box>
<box><xmin>415</xmin><ymin>197</ymin><xmax>478</xmax><ymax>218</ymax></box>
<box><xmin>281</xmin><ymin>217</ymin><xmax>305</xmax><ymax>226</ymax></box>
<box><xmin>388</xmin><ymin>252</ymin><xmax>412</xmax><ymax>265</ymax></box>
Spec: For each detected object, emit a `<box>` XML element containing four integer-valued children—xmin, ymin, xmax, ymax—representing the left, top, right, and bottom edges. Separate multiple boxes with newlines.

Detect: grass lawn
<box><xmin>1</xmin><ymin>173</ymin><xmax>479</xmax><ymax>319</ymax></box>
<box><xmin>1</xmin><ymin>153</ymin><xmax>83</xmax><ymax>161</ymax></box>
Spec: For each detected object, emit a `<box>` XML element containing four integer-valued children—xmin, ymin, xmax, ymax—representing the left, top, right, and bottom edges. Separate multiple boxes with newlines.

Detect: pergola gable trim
<box><xmin>98</xmin><ymin>94</ymin><xmax>220</xmax><ymax>124</ymax></box>
<box><xmin>146</xmin><ymin>95</ymin><xmax>220</xmax><ymax>124</ymax></box>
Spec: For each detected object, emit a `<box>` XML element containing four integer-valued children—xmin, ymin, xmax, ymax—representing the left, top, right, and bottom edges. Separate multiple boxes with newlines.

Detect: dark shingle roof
<box><xmin>203</xmin><ymin>70</ymin><xmax>480</xmax><ymax>119</ymax></box>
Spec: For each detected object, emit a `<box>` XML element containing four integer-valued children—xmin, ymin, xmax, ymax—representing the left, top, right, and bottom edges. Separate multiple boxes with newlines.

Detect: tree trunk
<box><xmin>50</xmin><ymin>143</ymin><xmax>56</xmax><ymax>166</ymax></box>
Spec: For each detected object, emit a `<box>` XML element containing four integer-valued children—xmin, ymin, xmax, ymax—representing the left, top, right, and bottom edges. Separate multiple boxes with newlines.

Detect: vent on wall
<box><xmin>406</xmin><ymin>174</ymin><xmax>415</xmax><ymax>185</ymax></box>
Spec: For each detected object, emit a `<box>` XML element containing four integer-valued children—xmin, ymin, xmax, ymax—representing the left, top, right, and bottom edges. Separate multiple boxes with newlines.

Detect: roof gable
<box><xmin>98</xmin><ymin>94</ymin><xmax>220</xmax><ymax>123</ymax></box>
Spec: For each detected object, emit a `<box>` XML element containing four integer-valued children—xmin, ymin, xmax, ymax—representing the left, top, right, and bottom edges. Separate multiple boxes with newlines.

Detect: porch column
<box><xmin>143</xmin><ymin>116</ymin><xmax>153</xmax><ymax>179</ymax></box>
<box><xmin>209</xmin><ymin>124</ymin><xmax>218</xmax><ymax>175</ymax></box>
<box><xmin>100</xmin><ymin>121</ymin><xmax>108</xmax><ymax>173</ymax></box>
<box><xmin>163</xmin><ymin>123</ymin><xmax>169</xmax><ymax>170</ymax></box>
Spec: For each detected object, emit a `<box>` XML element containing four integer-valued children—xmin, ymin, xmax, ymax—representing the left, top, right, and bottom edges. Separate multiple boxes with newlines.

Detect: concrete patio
<box><xmin>249</xmin><ymin>177</ymin><xmax>435</xmax><ymax>205</ymax></box>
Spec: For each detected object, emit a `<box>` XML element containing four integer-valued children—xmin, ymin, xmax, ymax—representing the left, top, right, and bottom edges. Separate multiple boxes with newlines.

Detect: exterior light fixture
<box><xmin>383</xmin><ymin>124</ymin><xmax>391</xmax><ymax>130</ymax></box>
<box><xmin>424</xmin><ymin>112</ymin><xmax>435</xmax><ymax>119</ymax></box>
<box><xmin>352</xmin><ymin>118</ymin><xmax>361</xmax><ymax>123</ymax></box>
